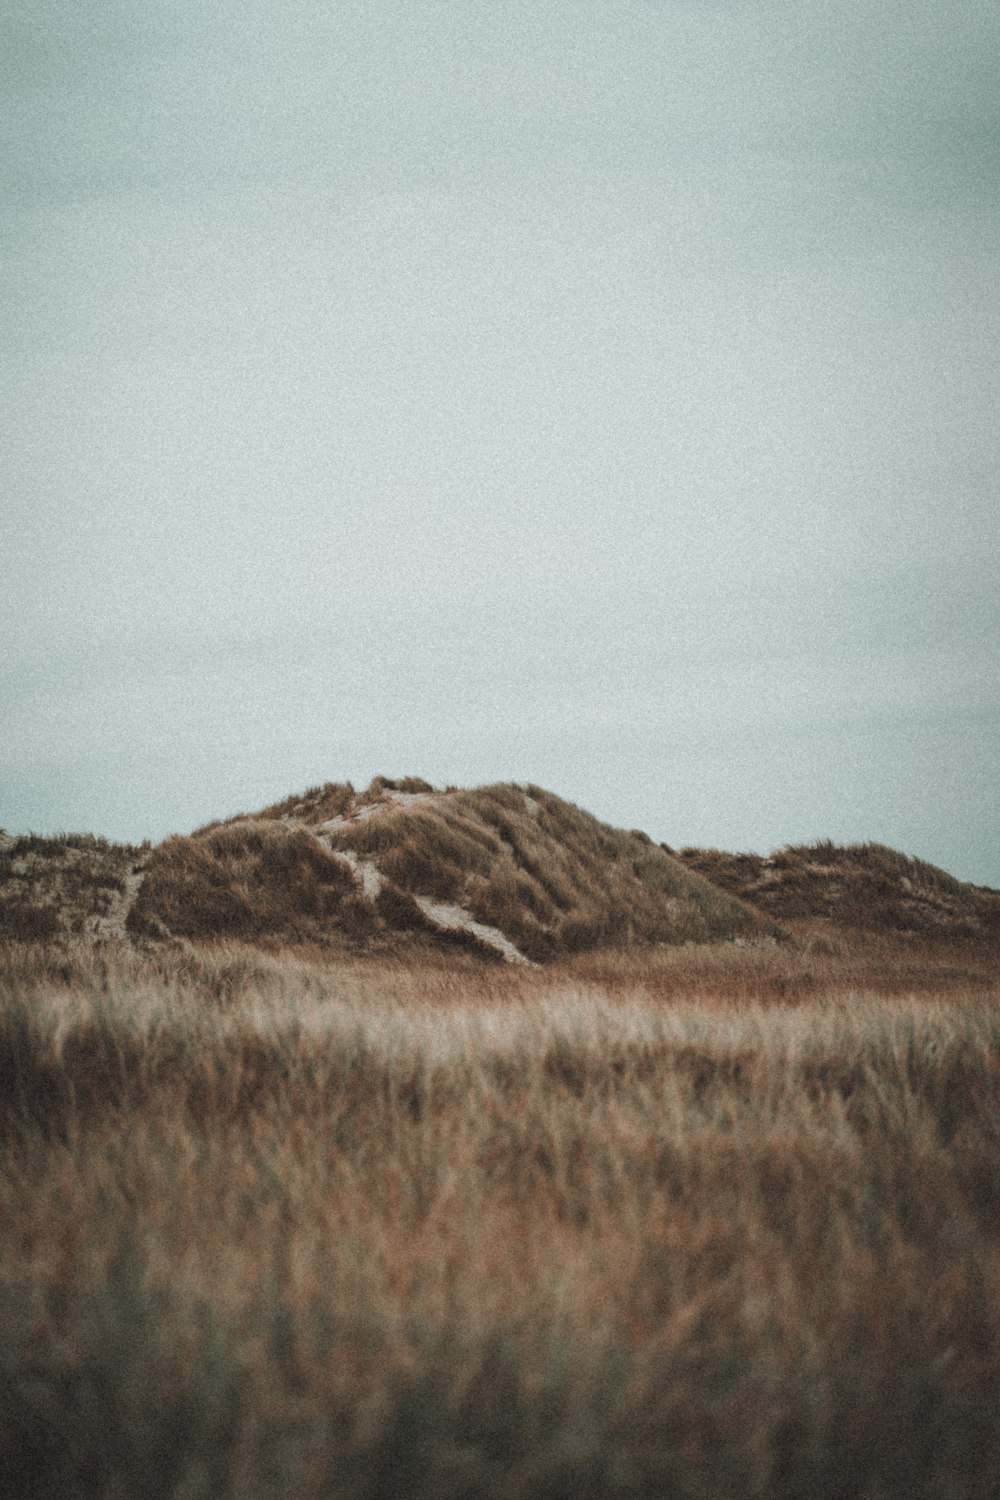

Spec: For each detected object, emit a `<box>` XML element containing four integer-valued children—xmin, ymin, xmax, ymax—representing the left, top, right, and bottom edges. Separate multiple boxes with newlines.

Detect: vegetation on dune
<box><xmin>120</xmin><ymin>778</ymin><xmax>771</xmax><ymax>959</ymax></box>
<box><xmin>127</xmin><ymin>820</ymin><xmax>374</xmax><ymax>945</ymax></box>
<box><xmin>0</xmin><ymin>938</ymin><xmax>998</xmax><ymax>1499</ymax></box>
<box><xmin>317</xmin><ymin>780</ymin><xmax>768</xmax><ymax>959</ymax></box>
<box><xmin>196</xmin><ymin>780</ymin><xmax>359</xmax><ymax>833</ymax></box>
<box><xmin>7</xmin><ymin>783</ymin><xmax>996</xmax><ymax>964</ymax></box>
<box><xmin>679</xmin><ymin>838</ymin><xmax>1000</xmax><ymax>941</ymax></box>
<box><xmin>0</xmin><ymin>832</ymin><xmax>145</xmax><ymax>940</ymax></box>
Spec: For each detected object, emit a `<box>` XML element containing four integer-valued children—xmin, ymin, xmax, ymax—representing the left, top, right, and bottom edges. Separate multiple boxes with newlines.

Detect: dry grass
<box><xmin>197</xmin><ymin>781</ymin><xmax>359</xmax><ymax>832</ymax></box>
<box><xmin>127</xmin><ymin>821</ymin><xmax>373</xmax><ymax>946</ymax></box>
<box><xmin>319</xmin><ymin>782</ymin><xmax>767</xmax><ymax>959</ymax></box>
<box><xmin>0</xmin><ymin>834</ymin><xmax>146</xmax><ymax>941</ymax></box>
<box><xmin>679</xmin><ymin>840</ymin><xmax>1000</xmax><ymax>942</ymax></box>
<box><xmin>126</xmin><ymin>779</ymin><xmax>770</xmax><ymax>962</ymax></box>
<box><xmin>1</xmin><ymin>936</ymin><xmax>998</xmax><ymax>1498</ymax></box>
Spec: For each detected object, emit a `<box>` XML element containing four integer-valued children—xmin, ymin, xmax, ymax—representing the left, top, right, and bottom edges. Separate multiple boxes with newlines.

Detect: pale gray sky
<box><xmin>3</xmin><ymin>1</ymin><xmax>999</xmax><ymax>882</ymax></box>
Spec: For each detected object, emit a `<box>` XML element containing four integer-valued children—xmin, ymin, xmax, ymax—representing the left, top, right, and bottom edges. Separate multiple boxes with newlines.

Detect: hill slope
<box><xmin>0</xmin><ymin>832</ymin><xmax>147</xmax><ymax>942</ymax></box>
<box><xmin>677</xmin><ymin>840</ymin><xmax>1000</xmax><ymax>943</ymax></box>
<box><xmin>127</xmin><ymin>777</ymin><xmax>767</xmax><ymax>961</ymax></box>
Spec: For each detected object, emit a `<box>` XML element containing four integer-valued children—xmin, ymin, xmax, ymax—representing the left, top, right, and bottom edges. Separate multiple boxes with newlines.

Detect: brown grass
<box><xmin>320</xmin><ymin>782</ymin><xmax>768</xmax><ymax>959</ymax></box>
<box><xmin>196</xmin><ymin>781</ymin><xmax>359</xmax><ymax>832</ymax></box>
<box><xmin>127</xmin><ymin>780</ymin><xmax>771</xmax><ymax>962</ymax></box>
<box><xmin>0</xmin><ymin>834</ymin><xmax>145</xmax><ymax>940</ymax></box>
<box><xmin>0</xmin><ymin>896</ymin><xmax>61</xmax><ymax>940</ymax></box>
<box><xmin>0</xmin><ymin>936</ymin><xmax>998</xmax><ymax>1498</ymax></box>
<box><xmin>128</xmin><ymin>821</ymin><xmax>373</xmax><ymax>945</ymax></box>
<box><xmin>679</xmin><ymin>839</ymin><xmax>1000</xmax><ymax>941</ymax></box>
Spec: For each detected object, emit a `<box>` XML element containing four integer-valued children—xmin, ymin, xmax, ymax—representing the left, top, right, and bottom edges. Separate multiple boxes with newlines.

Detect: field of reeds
<box><xmin>1</xmin><ymin>935</ymin><xmax>999</xmax><ymax>1499</ymax></box>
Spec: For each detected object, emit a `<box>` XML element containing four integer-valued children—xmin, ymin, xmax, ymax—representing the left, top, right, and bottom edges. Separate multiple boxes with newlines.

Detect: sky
<box><xmin>2</xmin><ymin>0</ymin><xmax>999</xmax><ymax>883</ymax></box>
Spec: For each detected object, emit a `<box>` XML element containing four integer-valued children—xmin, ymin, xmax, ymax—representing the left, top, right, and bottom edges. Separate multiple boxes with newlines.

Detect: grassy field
<box><xmin>1</xmin><ymin>935</ymin><xmax>999</xmax><ymax>1498</ymax></box>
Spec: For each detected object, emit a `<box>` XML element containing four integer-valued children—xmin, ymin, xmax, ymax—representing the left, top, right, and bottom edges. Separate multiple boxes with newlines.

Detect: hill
<box><xmin>676</xmin><ymin>839</ymin><xmax>1000</xmax><ymax>943</ymax></box>
<box><xmin>6</xmin><ymin>785</ymin><xmax>995</xmax><ymax>961</ymax></box>
<box><xmin>126</xmin><ymin>778</ymin><xmax>767</xmax><ymax>961</ymax></box>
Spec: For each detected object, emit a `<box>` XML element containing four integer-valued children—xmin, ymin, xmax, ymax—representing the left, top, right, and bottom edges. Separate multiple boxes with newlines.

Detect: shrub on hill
<box><xmin>193</xmin><ymin>781</ymin><xmax>357</xmax><ymax>832</ymax></box>
<box><xmin>0</xmin><ymin>834</ymin><xmax>144</xmax><ymax>941</ymax></box>
<box><xmin>0</xmin><ymin>898</ymin><xmax>61</xmax><ymax>941</ymax></box>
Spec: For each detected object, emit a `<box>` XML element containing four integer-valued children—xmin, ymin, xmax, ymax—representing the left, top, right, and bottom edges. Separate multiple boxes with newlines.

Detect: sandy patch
<box><xmin>413</xmin><ymin>897</ymin><xmax>532</xmax><ymax>965</ymax></box>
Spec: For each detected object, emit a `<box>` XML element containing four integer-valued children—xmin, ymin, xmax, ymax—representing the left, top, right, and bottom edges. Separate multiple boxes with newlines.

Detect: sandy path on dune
<box><xmin>293</xmin><ymin>792</ymin><xmax>533</xmax><ymax>965</ymax></box>
<box><xmin>87</xmin><ymin>864</ymin><xmax>147</xmax><ymax>942</ymax></box>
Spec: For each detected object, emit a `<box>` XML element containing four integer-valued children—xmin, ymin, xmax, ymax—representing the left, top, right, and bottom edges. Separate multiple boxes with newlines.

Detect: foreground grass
<box><xmin>1</xmin><ymin>940</ymin><xmax>999</xmax><ymax>1499</ymax></box>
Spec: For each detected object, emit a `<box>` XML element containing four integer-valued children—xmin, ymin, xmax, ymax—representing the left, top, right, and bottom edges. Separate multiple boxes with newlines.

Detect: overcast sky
<box><xmin>3</xmin><ymin>1</ymin><xmax>999</xmax><ymax>882</ymax></box>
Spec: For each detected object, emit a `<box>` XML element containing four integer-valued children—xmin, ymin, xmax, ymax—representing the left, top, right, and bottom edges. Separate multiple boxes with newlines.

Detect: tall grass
<box><xmin>127</xmin><ymin>822</ymin><xmax>372</xmax><ymax>945</ymax></box>
<box><xmin>1</xmin><ymin>939</ymin><xmax>998</xmax><ymax>1498</ymax></box>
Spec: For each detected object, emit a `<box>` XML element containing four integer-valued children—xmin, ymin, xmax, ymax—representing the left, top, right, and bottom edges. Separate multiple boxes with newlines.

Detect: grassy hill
<box><xmin>127</xmin><ymin>777</ymin><xmax>768</xmax><ymax>960</ymax></box>
<box><xmin>7</xmin><ymin>785</ymin><xmax>995</xmax><ymax>960</ymax></box>
<box><xmin>677</xmin><ymin>839</ymin><xmax>1000</xmax><ymax>942</ymax></box>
